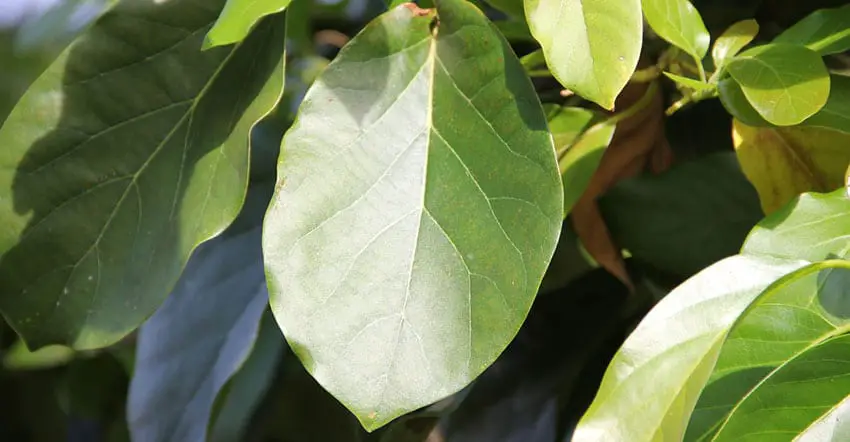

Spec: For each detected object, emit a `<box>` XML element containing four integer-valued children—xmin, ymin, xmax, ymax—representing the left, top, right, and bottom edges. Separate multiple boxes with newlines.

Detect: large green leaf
<box><xmin>711</xmin><ymin>19</ymin><xmax>759</xmax><ymax>72</ymax></box>
<box><xmin>572</xmin><ymin>254</ymin><xmax>807</xmax><ymax>442</ymax></box>
<box><xmin>686</xmin><ymin>261</ymin><xmax>850</xmax><ymax>441</ymax></box>
<box><xmin>0</xmin><ymin>1</ymin><xmax>287</xmax><ymax>350</ymax></box>
<box><xmin>641</xmin><ymin>0</ymin><xmax>710</xmax><ymax>60</ymax></box>
<box><xmin>726</xmin><ymin>43</ymin><xmax>830</xmax><ymax>126</ymax></box>
<box><xmin>773</xmin><ymin>4</ymin><xmax>850</xmax><ymax>55</ymax></box>
<box><xmin>205</xmin><ymin>0</ymin><xmax>293</xmax><ymax>48</ymax></box>
<box><xmin>524</xmin><ymin>0</ymin><xmax>642</xmax><ymax>109</ymax></box>
<box><xmin>127</xmin><ymin>186</ymin><xmax>272</xmax><ymax>442</ymax></box>
<box><xmin>599</xmin><ymin>153</ymin><xmax>764</xmax><ymax>277</ymax></box>
<box><xmin>719</xmin><ymin>74</ymin><xmax>850</xmax><ymax>133</ymax></box>
<box><xmin>263</xmin><ymin>0</ymin><xmax>562</xmax><ymax>431</ymax></box>
<box><xmin>743</xmin><ymin>189</ymin><xmax>850</xmax><ymax>262</ymax></box>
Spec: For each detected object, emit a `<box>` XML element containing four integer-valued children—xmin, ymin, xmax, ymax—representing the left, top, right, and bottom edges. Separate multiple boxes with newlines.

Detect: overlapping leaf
<box><xmin>127</xmin><ymin>186</ymin><xmax>273</xmax><ymax>442</ymax></box>
<box><xmin>263</xmin><ymin>0</ymin><xmax>562</xmax><ymax>431</ymax></box>
<box><xmin>719</xmin><ymin>74</ymin><xmax>850</xmax><ymax>133</ymax></box>
<box><xmin>732</xmin><ymin>121</ymin><xmax>850</xmax><ymax>214</ymax></box>
<box><xmin>524</xmin><ymin>0</ymin><xmax>642</xmax><ymax>109</ymax></box>
<box><xmin>726</xmin><ymin>43</ymin><xmax>830</xmax><ymax>126</ymax></box>
<box><xmin>572</xmin><ymin>255</ymin><xmax>808</xmax><ymax>442</ymax></box>
<box><xmin>641</xmin><ymin>0</ymin><xmax>710</xmax><ymax>61</ymax></box>
<box><xmin>711</xmin><ymin>19</ymin><xmax>758</xmax><ymax>72</ymax></box>
<box><xmin>0</xmin><ymin>0</ymin><xmax>287</xmax><ymax>349</ymax></box>
<box><xmin>687</xmin><ymin>261</ymin><xmax>850</xmax><ymax>441</ymax></box>
<box><xmin>205</xmin><ymin>0</ymin><xmax>293</xmax><ymax>48</ymax></box>
<box><xmin>774</xmin><ymin>4</ymin><xmax>850</xmax><ymax>55</ymax></box>
<box><xmin>744</xmin><ymin>189</ymin><xmax>850</xmax><ymax>262</ymax></box>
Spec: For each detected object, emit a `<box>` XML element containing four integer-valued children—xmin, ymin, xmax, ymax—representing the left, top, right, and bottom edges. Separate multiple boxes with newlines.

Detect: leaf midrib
<box><xmin>47</xmin><ymin>20</ymin><xmax>243</xmax><ymax>329</ymax></box>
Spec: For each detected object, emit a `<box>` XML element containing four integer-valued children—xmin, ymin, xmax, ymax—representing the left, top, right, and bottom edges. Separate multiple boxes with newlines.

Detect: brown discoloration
<box><xmin>571</xmin><ymin>57</ymin><xmax>673</xmax><ymax>293</ymax></box>
<box><xmin>401</xmin><ymin>2</ymin><xmax>434</xmax><ymax>17</ymax></box>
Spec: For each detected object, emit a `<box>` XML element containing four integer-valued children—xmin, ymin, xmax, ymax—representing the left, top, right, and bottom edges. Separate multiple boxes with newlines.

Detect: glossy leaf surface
<box><xmin>720</xmin><ymin>74</ymin><xmax>850</xmax><ymax>133</ymax></box>
<box><xmin>712</xmin><ymin>19</ymin><xmax>758</xmax><ymax>72</ymax></box>
<box><xmin>0</xmin><ymin>1</ymin><xmax>287</xmax><ymax>349</ymax></box>
<box><xmin>663</xmin><ymin>72</ymin><xmax>713</xmax><ymax>92</ymax></box>
<box><xmin>726</xmin><ymin>44</ymin><xmax>829</xmax><ymax>126</ymax></box>
<box><xmin>687</xmin><ymin>261</ymin><xmax>850</xmax><ymax>441</ymax></box>
<box><xmin>743</xmin><ymin>189</ymin><xmax>850</xmax><ymax>262</ymax></box>
<box><xmin>525</xmin><ymin>0</ymin><xmax>642</xmax><ymax>109</ymax></box>
<box><xmin>263</xmin><ymin>0</ymin><xmax>562</xmax><ymax>431</ymax></box>
<box><xmin>128</xmin><ymin>188</ymin><xmax>271</xmax><ymax>442</ymax></box>
<box><xmin>774</xmin><ymin>4</ymin><xmax>850</xmax><ymax>55</ymax></box>
<box><xmin>205</xmin><ymin>0</ymin><xmax>293</xmax><ymax>48</ymax></box>
<box><xmin>641</xmin><ymin>0</ymin><xmax>710</xmax><ymax>60</ymax></box>
<box><xmin>572</xmin><ymin>254</ymin><xmax>807</xmax><ymax>442</ymax></box>
<box><xmin>732</xmin><ymin>120</ymin><xmax>850</xmax><ymax>214</ymax></box>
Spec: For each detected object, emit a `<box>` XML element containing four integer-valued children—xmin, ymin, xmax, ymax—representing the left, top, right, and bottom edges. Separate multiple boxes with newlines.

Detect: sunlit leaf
<box><xmin>525</xmin><ymin>0</ymin><xmax>642</xmax><ymax>109</ymax></box>
<box><xmin>573</xmin><ymin>255</ymin><xmax>808</xmax><ymax>442</ymax></box>
<box><xmin>732</xmin><ymin>120</ymin><xmax>850</xmax><ymax>214</ymax></box>
<box><xmin>0</xmin><ymin>0</ymin><xmax>287</xmax><ymax>350</ymax></box>
<box><xmin>726</xmin><ymin>43</ymin><xmax>829</xmax><ymax>126</ymax></box>
<box><xmin>774</xmin><ymin>4</ymin><xmax>850</xmax><ymax>55</ymax></box>
<box><xmin>263</xmin><ymin>0</ymin><xmax>562</xmax><ymax>430</ymax></box>
<box><xmin>663</xmin><ymin>72</ymin><xmax>713</xmax><ymax>92</ymax></box>
<box><xmin>687</xmin><ymin>261</ymin><xmax>850</xmax><ymax>441</ymax></box>
<box><xmin>743</xmin><ymin>189</ymin><xmax>850</xmax><ymax>262</ymax></box>
<box><xmin>641</xmin><ymin>0</ymin><xmax>710</xmax><ymax>60</ymax></box>
<box><xmin>205</xmin><ymin>0</ymin><xmax>293</xmax><ymax>48</ymax></box>
<box><xmin>712</xmin><ymin>19</ymin><xmax>759</xmax><ymax>72</ymax></box>
<box><xmin>720</xmin><ymin>74</ymin><xmax>850</xmax><ymax>133</ymax></box>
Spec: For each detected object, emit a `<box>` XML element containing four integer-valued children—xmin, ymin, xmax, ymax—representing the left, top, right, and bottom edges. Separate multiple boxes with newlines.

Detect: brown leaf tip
<box><xmin>400</xmin><ymin>2</ymin><xmax>433</xmax><ymax>17</ymax></box>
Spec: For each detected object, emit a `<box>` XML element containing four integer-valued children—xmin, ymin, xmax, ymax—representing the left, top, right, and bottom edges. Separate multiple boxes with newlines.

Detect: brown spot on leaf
<box><xmin>402</xmin><ymin>2</ymin><xmax>434</xmax><ymax>17</ymax></box>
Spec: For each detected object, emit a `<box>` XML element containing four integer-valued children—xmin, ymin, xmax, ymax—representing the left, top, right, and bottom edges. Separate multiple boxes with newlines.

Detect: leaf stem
<box><xmin>694</xmin><ymin>55</ymin><xmax>707</xmax><ymax>83</ymax></box>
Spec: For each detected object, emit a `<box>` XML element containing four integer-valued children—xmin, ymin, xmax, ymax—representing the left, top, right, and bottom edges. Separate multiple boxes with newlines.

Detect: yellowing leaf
<box><xmin>732</xmin><ymin>119</ymin><xmax>850</xmax><ymax>214</ymax></box>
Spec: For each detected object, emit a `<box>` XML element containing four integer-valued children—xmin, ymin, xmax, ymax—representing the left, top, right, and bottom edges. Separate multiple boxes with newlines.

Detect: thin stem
<box><xmin>694</xmin><ymin>55</ymin><xmax>708</xmax><ymax>83</ymax></box>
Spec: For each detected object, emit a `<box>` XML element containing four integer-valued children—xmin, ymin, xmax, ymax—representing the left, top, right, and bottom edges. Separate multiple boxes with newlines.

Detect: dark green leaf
<box><xmin>485</xmin><ymin>0</ymin><xmax>524</xmax><ymax>18</ymax></box>
<box><xmin>687</xmin><ymin>261</ymin><xmax>850</xmax><ymax>440</ymax></box>
<box><xmin>263</xmin><ymin>0</ymin><xmax>562</xmax><ymax>430</ymax></box>
<box><xmin>127</xmin><ymin>186</ymin><xmax>272</xmax><ymax>442</ymax></box>
<box><xmin>0</xmin><ymin>1</ymin><xmax>287</xmax><ymax>349</ymax></box>
<box><xmin>209</xmin><ymin>310</ymin><xmax>285</xmax><ymax>442</ymax></box>
<box><xmin>600</xmin><ymin>153</ymin><xmax>764</xmax><ymax>277</ymax></box>
<box><xmin>743</xmin><ymin>189</ymin><xmax>850</xmax><ymax>261</ymax></box>
<box><xmin>726</xmin><ymin>43</ymin><xmax>830</xmax><ymax>126</ymax></box>
<box><xmin>711</xmin><ymin>19</ymin><xmax>759</xmax><ymax>72</ymax></box>
<box><xmin>205</xmin><ymin>0</ymin><xmax>293</xmax><ymax>48</ymax></box>
<box><xmin>525</xmin><ymin>0</ymin><xmax>643</xmax><ymax>109</ymax></box>
<box><xmin>774</xmin><ymin>4</ymin><xmax>850</xmax><ymax>55</ymax></box>
<box><xmin>572</xmin><ymin>255</ymin><xmax>807</xmax><ymax>442</ymax></box>
<box><xmin>641</xmin><ymin>0</ymin><xmax>710</xmax><ymax>60</ymax></box>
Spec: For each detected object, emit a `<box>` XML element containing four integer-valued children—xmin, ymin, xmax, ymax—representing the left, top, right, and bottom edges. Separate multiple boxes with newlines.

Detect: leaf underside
<box><xmin>263</xmin><ymin>0</ymin><xmax>562</xmax><ymax>431</ymax></box>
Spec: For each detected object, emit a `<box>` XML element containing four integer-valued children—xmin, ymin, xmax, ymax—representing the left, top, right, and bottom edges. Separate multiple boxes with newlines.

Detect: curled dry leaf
<box><xmin>571</xmin><ymin>74</ymin><xmax>673</xmax><ymax>291</ymax></box>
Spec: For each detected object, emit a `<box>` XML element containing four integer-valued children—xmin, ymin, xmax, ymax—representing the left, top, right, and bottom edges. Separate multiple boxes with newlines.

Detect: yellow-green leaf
<box><xmin>712</xmin><ymin>19</ymin><xmax>759</xmax><ymax>72</ymax></box>
<box><xmin>525</xmin><ymin>0</ymin><xmax>642</xmax><ymax>109</ymax></box>
<box><xmin>726</xmin><ymin>43</ymin><xmax>830</xmax><ymax>126</ymax></box>
<box><xmin>732</xmin><ymin>119</ymin><xmax>850</xmax><ymax>214</ymax></box>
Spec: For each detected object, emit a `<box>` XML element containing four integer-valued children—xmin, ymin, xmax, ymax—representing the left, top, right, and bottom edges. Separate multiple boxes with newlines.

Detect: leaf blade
<box><xmin>205</xmin><ymin>0</ymin><xmax>293</xmax><ymax>48</ymax></box>
<box><xmin>712</xmin><ymin>19</ymin><xmax>759</xmax><ymax>72</ymax></box>
<box><xmin>263</xmin><ymin>0</ymin><xmax>562</xmax><ymax>430</ymax></box>
<box><xmin>0</xmin><ymin>1</ymin><xmax>287</xmax><ymax>349</ymax></box>
<box><xmin>641</xmin><ymin>0</ymin><xmax>710</xmax><ymax>60</ymax></box>
<box><xmin>524</xmin><ymin>0</ymin><xmax>643</xmax><ymax>109</ymax></box>
<box><xmin>774</xmin><ymin>4</ymin><xmax>850</xmax><ymax>55</ymax></box>
<box><xmin>726</xmin><ymin>43</ymin><xmax>830</xmax><ymax>126</ymax></box>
